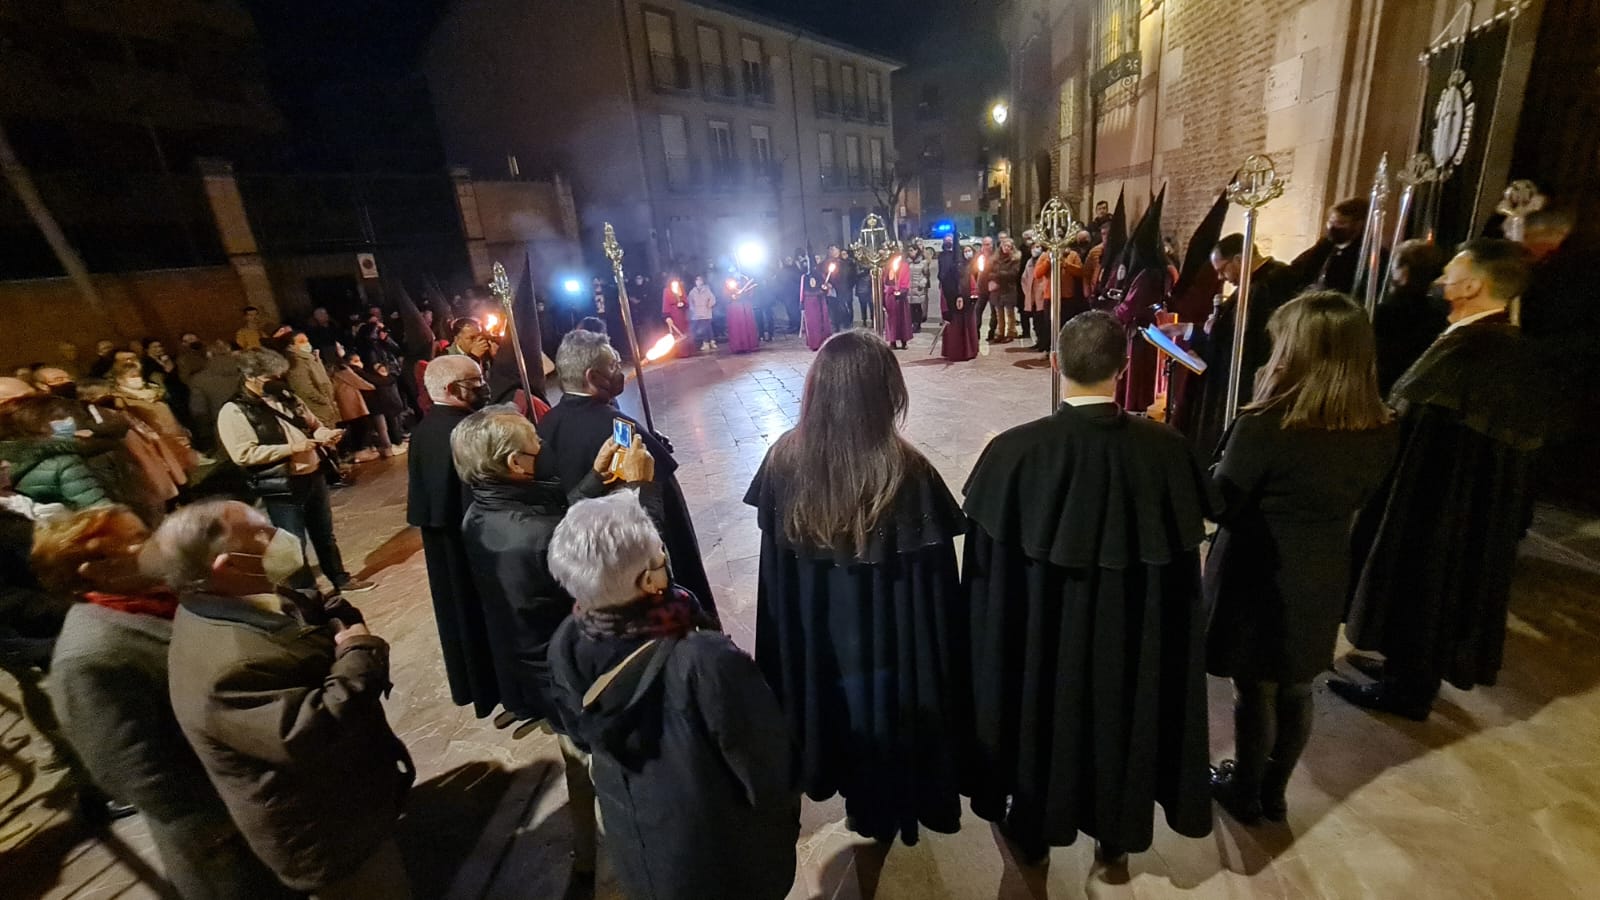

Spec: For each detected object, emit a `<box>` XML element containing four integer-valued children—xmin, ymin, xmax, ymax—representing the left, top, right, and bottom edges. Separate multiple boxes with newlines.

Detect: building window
<box><xmin>844</xmin><ymin>134</ymin><xmax>862</xmax><ymax>187</ymax></box>
<box><xmin>1093</xmin><ymin>0</ymin><xmax>1141</xmax><ymax>111</ymax></box>
<box><xmin>740</xmin><ymin>36</ymin><xmax>771</xmax><ymax>104</ymax></box>
<box><xmin>811</xmin><ymin>57</ymin><xmax>836</xmax><ymax>115</ymax></box>
<box><xmin>644</xmin><ymin>9</ymin><xmax>688</xmax><ymax>91</ymax></box>
<box><xmin>818</xmin><ymin>131</ymin><xmax>836</xmax><ymax>188</ymax></box>
<box><xmin>709</xmin><ymin>119</ymin><xmax>734</xmax><ymax>162</ymax></box>
<box><xmin>868</xmin><ymin>137</ymin><xmax>885</xmax><ymax>186</ymax></box>
<box><xmin>840</xmin><ymin>64</ymin><xmax>859</xmax><ymax>118</ymax></box>
<box><xmin>750</xmin><ymin>124</ymin><xmax>772</xmax><ymax>164</ymax></box>
<box><xmin>697</xmin><ymin>24</ymin><xmax>733</xmax><ymax>99</ymax></box>
<box><xmin>865</xmin><ymin>71</ymin><xmax>884</xmax><ymax>123</ymax></box>
<box><xmin>660</xmin><ymin>113</ymin><xmax>692</xmax><ymax>190</ymax></box>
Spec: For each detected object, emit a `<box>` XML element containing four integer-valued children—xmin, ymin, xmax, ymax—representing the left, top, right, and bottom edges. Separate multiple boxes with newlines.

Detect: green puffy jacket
<box><xmin>0</xmin><ymin>439</ymin><xmax>111</xmax><ymax>510</ymax></box>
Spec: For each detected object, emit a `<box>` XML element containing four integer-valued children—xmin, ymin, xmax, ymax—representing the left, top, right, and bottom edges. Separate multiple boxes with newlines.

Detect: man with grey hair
<box><xmin>408</xmin><ymin>353</ymin><xmax>502</xmax><ymax>717</ymax></box>
<box><xmin>149</xmin><ymin>500</ymin><xmax>413</xmax><ymax>899</ymax></box>
<box><xmin>546</xmin><ymin>491</ymin><xmax>797</xmax><ymax>900</ymax></box>
<box><xmin>537</xmin><ymin>330</ymin><xmax>718</xmax><ymax>620</ymax></box>
<box><xmin>217</xmin><ymin>347</ymin><xmax>372</xmax><ymax>594</ymax></box>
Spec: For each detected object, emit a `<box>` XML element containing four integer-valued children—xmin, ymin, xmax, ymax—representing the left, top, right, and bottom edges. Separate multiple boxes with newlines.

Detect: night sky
<box><xmin>242</xmin><ymin>0</ymin><xmax>963</xmax><ymax>171</ymax></box>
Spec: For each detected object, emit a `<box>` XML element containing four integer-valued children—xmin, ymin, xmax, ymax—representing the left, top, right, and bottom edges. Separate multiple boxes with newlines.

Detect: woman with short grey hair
<box><xmin>454</xmin><ymin>405</ymin><xmax>655</xmax><ymax>884</ymax></box>
<box><xmin>546</xmin><ymin>492</ymin><xmax>799</xmax><ymax>900</ymax></box>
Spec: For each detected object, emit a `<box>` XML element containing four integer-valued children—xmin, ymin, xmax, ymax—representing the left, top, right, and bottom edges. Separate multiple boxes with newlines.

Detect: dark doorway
<box><xmin>305</xmin><ymin>275</ymin><xmax>363</xmax><ymax>319</ymax></box>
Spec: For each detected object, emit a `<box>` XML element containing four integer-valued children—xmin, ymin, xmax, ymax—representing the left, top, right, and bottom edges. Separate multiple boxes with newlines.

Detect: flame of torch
<box><xmin>671</xmin><ymin>280</ymin><xmax>682</xmax><ymax>296</ymax></box>
<box><xmin>977</xmin><ymin>254</ymin><xmax>986</xmax><ymax>273</ymax></box>
<box><xmin>484</xmin><ymin>312</ymin><xmax>502</xmax><ymax>335</ymax></box>
<box><xmin>891</xmin><ymin>255</ymin><xmax>901</xmax><ymax>274</ymax></box>
<box><xmin>644</xmin><ymin>333</ymin><xmax>677</xmax><ymax>362</ymax></box>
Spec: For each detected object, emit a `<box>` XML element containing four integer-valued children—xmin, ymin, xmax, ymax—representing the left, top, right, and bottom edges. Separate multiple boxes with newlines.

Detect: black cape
<box><xmin>1185</xmin><ymin>258</ymin><xmax>1297</xmax><ymax>459</ymax></box>
<box><xmin>1347</xmin><ymin>313</ymin><xmax>1548</xmax><ymax>690</ymax></box>
<box><xmin>536</xmin><ymin>393</ymin><xmax>717</xmax><ymax>620</ymax></box>
<box><xmin>744</xmin><ymin>448</ymin><xmax>969</xmax><ymax>845</ymax></box>
<box><xmin>962</xmin><ymin>402</ymin><xmax>1215</xmax><ymax>852</ymax></box>
<box><xmin>1372</xmin><ymin>285</ymin><xmax>1449</xmax><ymax>395</ymax></box>
<box><xmin>407</xmin><ymin>403</ymin><xmax>500</xmax><ymax>716</ymax></box>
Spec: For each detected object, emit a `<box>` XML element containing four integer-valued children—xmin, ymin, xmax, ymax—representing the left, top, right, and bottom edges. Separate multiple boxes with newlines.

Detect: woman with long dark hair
<box><xmin>1205</xmin><ymin>291</ymin><xmax>1397</xmax><ymax>824</ymax></box>
<box><xmin>744</xmin><ymin>330</ymin><xmax>969</xmax><ymax>845</ymax></box>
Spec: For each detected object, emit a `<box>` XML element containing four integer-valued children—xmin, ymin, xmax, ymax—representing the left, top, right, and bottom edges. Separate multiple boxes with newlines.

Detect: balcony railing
<box><xmin>701</xmin><ymin>63</ymin><xmax>736</xmax><ymax>100</ymax></box>
<box><xmin>708</xmin><ymin>157</ymin><xmax>741</xmax><ymax>190</ymax></box>
<box><xmin>840</xmin><ymin>95</ymin><xmax>862</xmax><ymax>119</ymax></box>
<box><xmin>812</xmin><ymin>87</ymin><xmax>837</xmax><ymax>115</ymax></box>
<box><xmin>817</xmin><ymin>165</ymin><xmax>841</xmax><ymax>191</ymax></box>
<box><xmin>664</xmin><ymin>157</ymin><xmax>697</xmax><ymax>192</ymax></box>
<box><xmin>650</xmin><ymin>52</ymin><xmax>691</xmax><ymax>92</ymax></box>
<box><xmin>742</xmin><ymin>67</ymin><xmax>774</xmax><ymax>105</ymax></box>
<box><xmin>867</xmin><ymin>100</ymin><xmax>886</xmax><ymax>124</ymax></box>
<box><xmin>845</xmin><ymin>167</ymin><xmax>866</xmax><ymax>189</ymax></box>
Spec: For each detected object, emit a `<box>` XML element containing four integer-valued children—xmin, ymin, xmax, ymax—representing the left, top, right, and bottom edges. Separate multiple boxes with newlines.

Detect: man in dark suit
<box><xmin>406</xmin><ymin>354</ymin><xmax>501</xmax><ymax>718</ymax></box>
<box><xmin>536</xmin><ymin>330</ymin><xmax>718</xmax><ymax>622</ymax></box>
<box><xmin>1289</xmin><ymin>197</ymin><xmax>1367</xmax><ymax>295</ymax></box>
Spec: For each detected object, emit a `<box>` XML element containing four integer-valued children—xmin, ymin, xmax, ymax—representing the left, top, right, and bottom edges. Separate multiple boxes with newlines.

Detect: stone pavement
<box><xmin>5</xmin><ymin>329</ymin><xmax>1600</xmax><ymax>899</ymax></box>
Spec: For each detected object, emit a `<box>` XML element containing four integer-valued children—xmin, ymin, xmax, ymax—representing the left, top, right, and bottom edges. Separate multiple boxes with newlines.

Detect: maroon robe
<box><xmin>1113</xmin><ymin>268</ymin><xmax>1172</xmax><ymax>413</ymax></box>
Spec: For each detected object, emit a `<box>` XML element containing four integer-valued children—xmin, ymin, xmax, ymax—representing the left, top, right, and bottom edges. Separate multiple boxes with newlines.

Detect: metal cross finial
<box><xmin>850</xmin><ymin>214</ymin><xmax>898</xmax><ymax>333</ymax></box>
<box><xmin>602</xmin><ymin>222</ymin><xmax>623</xmax><ymax>265</ymax></box>
<box><xmin>1227</xmin><ymin>154</ymin><xmax>1286</xmax><ymax>210</ymax></box>
<box><xmin>1397</xmin><ymin>152</ymin><xmax>1439</xmax><ymax>188</ymax></box>
<box><xmin>489</xmin><ymin>262</ymin><xmax>512</xmax><ymax>306</ymax></box>
<box><xmin>1496</xmin><ymin>180</ymin><xmax>1546</xmax><ymax>243</ymax></box>
<box><xmin>1033</xmin><ymin>197</ymin><xmax>1081</xmax><ymax>248</ymax></box>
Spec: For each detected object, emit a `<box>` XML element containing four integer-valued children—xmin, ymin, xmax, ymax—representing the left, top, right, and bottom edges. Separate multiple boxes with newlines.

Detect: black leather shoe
<box><xmin>1211</xmin><ymin>760</ymin><xmax>1263</xmax><ymax>825</ymax></box>
<box><xmin>1260</xmin><ymin>792</ymin><xmax>1288</xmax><ymax>823</ymax></box>
<box><xmin>1327</xmin><ymin>679</ymin><xmax>1431</xmax><ymax>722</ymax></box>
<box><xmin>1344</xmin><ymin>654</ymin><xmax>1386</xmax><ymax>680</ymax></box>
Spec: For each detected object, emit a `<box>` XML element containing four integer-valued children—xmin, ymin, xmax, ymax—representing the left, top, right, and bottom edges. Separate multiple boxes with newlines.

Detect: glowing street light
<box><xmin>562</xmin><ymin>277</ymin><xmax>583</xmax><ymax>295</ymax></box>
<box><xmin>734</xmin><ymin>238</ymin><xmax>768</xmax><ymax>270</ymax></box>
<box><xmin>991</xmin><ymin>101</ymin><xmax>1009</xmax><ymax>126</ymax></box>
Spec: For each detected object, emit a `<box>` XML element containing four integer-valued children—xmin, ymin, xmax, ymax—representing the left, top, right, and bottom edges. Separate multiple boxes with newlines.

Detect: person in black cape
<box><xmin>1372</xmin><ymin>240</ymin><xmax>1449</xmax><ymax>394</ymax></box>
<box><xmin>1203</xmin><ymin>293</ymin><xmax>1397</xmax><ymax>825</ymax></box>
<box><xmin>406</xmin><ymin>354</ymin><xmax>500</xmax><ymax>717</ymax></box>
<box><xmin>536</xmin><ymin>330</ymin><xmax>718</xmax><ymax>622</ymax></box>
<box><xmin>1333</xmin><ymin>239</ymin><xmax>1550</xmax><ymax>721</ymax></box>
<box><xmin>744</xmin><ymin>330</ymin><xmax>969</xmax><ymax>845</ymax></box>
<box><xmin>1287</xmin><ymin>197</ymin><xmax>1366</xmax><ymax>295</ymax></box>
<box><xmin>1168</xmin><ymin>233</ymin><xmax>1299</xmax><ymax>458</ymax></box>
<box><xmin>962</xmin><ymin>310</ymin><xmax>1214</xmax><ymax>864</ymax></box>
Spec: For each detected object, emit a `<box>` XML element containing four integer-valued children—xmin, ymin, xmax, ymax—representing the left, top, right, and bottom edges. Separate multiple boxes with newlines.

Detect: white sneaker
<box><xmin>710</xmin><ymin>340</ymin><xmax>719</xmax><ymax>349</ymax></box>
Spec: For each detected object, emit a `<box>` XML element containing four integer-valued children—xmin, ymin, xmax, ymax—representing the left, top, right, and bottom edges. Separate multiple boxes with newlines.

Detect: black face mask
<box><xmin>451</xmin><ymin>381</ymin><xmax>490</xmax><ymax>410</ymax></box>
<box><xmin>595</xmin><ymin>368</ymin><xmax>626</xmax><ymax>401</ymax></box>
<box><xmin>263</xmin><ymin>378</ymin><xmax>292</xmax><ymax>398</ymax></box>
<box><xmin>48</xmin><ymin>382</ymin><xmax>77</xmax><ymax>400</ymax></box>
<box><xmin>1427</xmin><ymin>283</ymin><xmax>1448</xmax><ymax>303</ymax></box>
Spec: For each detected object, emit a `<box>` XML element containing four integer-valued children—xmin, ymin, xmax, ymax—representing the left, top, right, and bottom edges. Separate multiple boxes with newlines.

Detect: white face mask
<box><xmin>261</xmin><ymin>528</ymin><xmax>306</xmax><ymax>586</ymax></box>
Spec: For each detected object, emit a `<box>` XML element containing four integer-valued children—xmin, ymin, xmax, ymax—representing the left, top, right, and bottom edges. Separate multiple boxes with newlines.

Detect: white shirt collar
<box><xmin>1444</xmin><ymin>306</ymin><xmax>1504</xmax><ymax>334</ymax></box>
<box><xmin>1064</xmin><ymin>395</ymin><xmax>1118</xmax><ymax>407</ymax></box>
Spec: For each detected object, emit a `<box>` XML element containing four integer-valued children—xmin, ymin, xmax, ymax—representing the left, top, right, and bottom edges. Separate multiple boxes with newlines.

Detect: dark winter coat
<box><xmin>536</xmin><ymin>393</ymin><xmax>717</xmax><ymax>620</ymax></box>
<box><xmin>1373</xmin><ymin>285</ymin><xmax>1449</xmax><ymax>395</ymax></box>
<box><xmin>962</xmin><ymin>401</ymin><xmax>1216</xmax><ymax>852</ymax></box>
<box><xmin>360</xmin><ymin>367</ymin><xmax>407</xmax><ymax>417</ymax></box>
<box><xmin>744</xmin><ymin>447</ymin><xmax>970</xmax><ymax>844</ymax></box>
<box><xmin>0</xmin><ymin>438</ymin><xmax>112</xmax><ymax>509</ymax></box>
<box><xmin>548</xmin><ymin>622</ymin><xmax>799</xmax><ymax>900</ymax></box>
<box><xmin>459</xmin><ymin>474</ymin><xmax>617</xmax><ymax>721</ymax></box>
<box><xmin>408</xmin><ymin>403</ymin><xmax>499</xmax><ymax>715</ymax></box>
<box><xmin>50</xmin><ymin>603</ymin><xmax>290</xmax><ymax>898</ymax></box>
<box><xmin>1204</xmin><ymin>409</ymin><xmax>1397</xmax><ymax>684</ymax></box>
<box><xmin>167</xmin><ymin>593</ymin><xmax>413</xmax><ymax>893</ymax></box>
<box><xmin>1347</xmin><ymin>312</ymin><xmax>1548</xmax><ymax>690</ymax></box>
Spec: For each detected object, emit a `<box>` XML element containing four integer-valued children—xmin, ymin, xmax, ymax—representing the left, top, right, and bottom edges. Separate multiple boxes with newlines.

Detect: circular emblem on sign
<box><xmin>1430</xmin><ymin>70</ymin><xmax>1476</xmax><ymax>173</ymax></box>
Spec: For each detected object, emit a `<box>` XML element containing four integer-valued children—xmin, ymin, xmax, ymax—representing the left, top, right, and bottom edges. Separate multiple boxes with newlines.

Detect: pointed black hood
<box><xmin>1170</xmin><ymin>181</ymin><xmax>1232</xmax><ymax>321</ymax></box>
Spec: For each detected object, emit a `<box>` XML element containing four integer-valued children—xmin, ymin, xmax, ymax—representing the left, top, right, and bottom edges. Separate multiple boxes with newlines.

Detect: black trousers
<box><xmin>1231</xmin><ymin>679</ymin><xmax>1315</xmax><ymax>799</ymax></box>
<box><xmin>262</xmin><ymin>473</ymin><xmax>350</xmax><ymax>590</ymax></box>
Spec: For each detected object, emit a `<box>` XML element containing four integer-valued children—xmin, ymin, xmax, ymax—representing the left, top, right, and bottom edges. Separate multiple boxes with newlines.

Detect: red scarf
<box><xmin>85</xmin><ymin>590</ymin><xmax>181</xmax><ymax>620</ymax></box>
<box><xmin>574</xmin><ymin>586</ymin><xmax>708</xmax><ymax>640</ymax></box>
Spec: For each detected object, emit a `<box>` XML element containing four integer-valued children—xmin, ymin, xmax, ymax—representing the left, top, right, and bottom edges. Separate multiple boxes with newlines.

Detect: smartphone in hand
<box><xmin>612</xmin><ymin>418</ymin><xmax>635</xmax><ymax>448</ymax></box>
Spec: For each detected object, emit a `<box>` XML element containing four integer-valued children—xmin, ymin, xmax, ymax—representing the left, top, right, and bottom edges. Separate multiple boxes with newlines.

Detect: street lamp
<box><xmin>734</xmin><ymin>238</ymin><xmax>768</xmax><ymax>271</ymax></box>
<box><xmin>991</xmin><ymin>101</ymin><xmax>1009</xmax><ymax>126</ymax></box>
<box><xmin>562</xmin><ymin>277</ymin><xmax>583</xmax><ymax>296</ymax></box>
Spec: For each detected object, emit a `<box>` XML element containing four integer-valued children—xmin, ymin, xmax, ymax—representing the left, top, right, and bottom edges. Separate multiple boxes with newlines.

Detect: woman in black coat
<box><xmin>745</xmin><ymin>330</ymin><xmax>968</xmax><ymax>845</ymax></box>
<box><xmin>547</xmin><ymin>491</ymin><xmax>798</xmax><ymax>900</ymax></box>
<box><xmin>1205</xmin><ymin>292</ymin><xmax>1397</xmax><ymax>824</ymax></box>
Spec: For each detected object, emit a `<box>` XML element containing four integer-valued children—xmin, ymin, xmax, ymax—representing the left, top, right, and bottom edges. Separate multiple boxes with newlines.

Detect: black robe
<box><xmin>406</xmin><ymin>403</ymin><xmax>499</xmax><ymax>717</ymax></box>
<box><xmin>744</xmin><ymin>450</ymin><xmax>969</xmax><ymax>845</ymax></box>
<box><xmin>536</xmin><ymin>393</ymin><xmax>717</xmax><ymax>620</ymax></box>
<box><xmin>1373</xmin><ymin>285</ymin><xmax>1449</xmax><ymax>395</ymax></box>
<box><xmin>962</xmin><ymin>402</ymin><xmax>1214</xmax><ymax>853</ymax></box>
<box><xmin>1346</xmin><ymin>312</ymin><xmax>1548</xmax><ymax>691</ymax></box>
<box><xmin>1288</xmin><ymin>238</ymin><xmax>1360</xmax><ymax>295</ymax></box>
<box><xmin>1185</xmin><ymin>258</ymin><xmax>1296</xmax><ymax>459</ymax></box>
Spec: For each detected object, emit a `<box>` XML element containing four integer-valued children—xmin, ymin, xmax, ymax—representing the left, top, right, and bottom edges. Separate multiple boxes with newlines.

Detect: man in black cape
<box><xmin>963</xmin><ymin>311</ymin><xmax>1214</xmax><ymax>864</ymax></box>
<box><xmin>1170</xmin><ymin>233</ymin><xmax>1297</xmax><ymax>458</ymax></box>
<box><xmin>407</xmin><ymin>354</ymin><xmax>502</xmax><ymax>717</ymax></box>
<box><xmin>1333</xmin><ymin>239</ymin><xmax>1549</xmax><ymax>720</ymax></box>
<box><xmin>536</xmin><ymin>330</ymin><xmax>718</xmax><ymax>621</ymax></box>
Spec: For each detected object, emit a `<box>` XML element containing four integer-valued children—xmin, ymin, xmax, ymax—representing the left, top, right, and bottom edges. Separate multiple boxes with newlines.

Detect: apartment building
<box><xmin>427</xmin><ymin>0</ymin><xmax>900</xmax><ymax>276</ymax></box>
